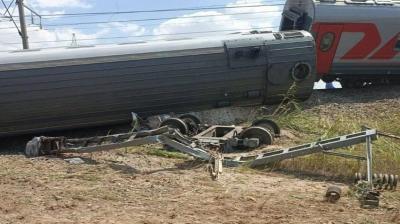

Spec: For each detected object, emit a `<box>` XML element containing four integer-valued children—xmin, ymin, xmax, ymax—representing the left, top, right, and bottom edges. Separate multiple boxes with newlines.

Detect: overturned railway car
<box><xmin>0</xmin><ymin>31</ymin><xmax>315</xmax><ymax>137</ymax></box>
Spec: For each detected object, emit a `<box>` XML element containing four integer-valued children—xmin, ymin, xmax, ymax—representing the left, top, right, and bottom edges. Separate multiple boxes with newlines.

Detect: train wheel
<box><xmin>178</xmin><ymin>114</ymin><xmax>201</xmax><ymax>125</ymax></box>
<box><xmin>251</xmin><ymin>119</ymin><xmax>281</xmax><ymax>137</ymax></box>
<box><xmin>160</xmin><ymin>118</ymin><xmax>188</xmax><ymax>135</ymax></box>
<box><xmin>178</xmin><ymin>114</ymin><xmax>201</xmax><ymax>136</ymax></box>
<box><xmin>239</xmin><ymin>127</ymin><xmax>274</xmax><ymax>146</ymax></box>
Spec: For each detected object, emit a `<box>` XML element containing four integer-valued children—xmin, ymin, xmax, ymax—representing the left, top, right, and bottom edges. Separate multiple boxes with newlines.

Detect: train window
<box><xmin>320</xmin><ymin>32</ymin><xmax>335</xmax><ymax>52</ymax></box>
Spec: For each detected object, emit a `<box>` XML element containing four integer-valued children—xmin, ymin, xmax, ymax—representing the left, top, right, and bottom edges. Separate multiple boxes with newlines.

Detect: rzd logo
<box><xmin>339</xmin><ymin>23</ymin><xmax>399</xmax><ymax>60</ymax></box>
<box><xmin>312</xmin><ymin>22</ymin><xmax>399</xmax><ymax>74</ymax></box>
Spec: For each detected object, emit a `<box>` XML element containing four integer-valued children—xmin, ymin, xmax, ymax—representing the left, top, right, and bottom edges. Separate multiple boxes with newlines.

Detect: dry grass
<box><xmin>1</xmin><ymin>87</ymin><xmax>400</xmax><ymax>223</ymax></box>
<box><xmin>122</xmin><ymin>145</ymin><xmax>189</xmax><ymax>160</ymax></box>
<box><xmin>256</xmin><ymin>93</ymin><xmax>400</xmax><ymax>179</ymax></box>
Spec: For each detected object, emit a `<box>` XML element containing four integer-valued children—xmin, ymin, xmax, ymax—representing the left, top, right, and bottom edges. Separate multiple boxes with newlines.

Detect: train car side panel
<box><xmin>0</xmin><ymin>32</ymin><xmax>316</xmax><ymax>136</ymax></box>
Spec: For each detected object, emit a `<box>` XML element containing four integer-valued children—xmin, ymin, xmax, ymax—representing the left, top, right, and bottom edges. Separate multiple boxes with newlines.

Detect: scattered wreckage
<box><xmin>25</xmin><ymin>113</ymin><xmax>398</xmax><ymax>207</ymax></box>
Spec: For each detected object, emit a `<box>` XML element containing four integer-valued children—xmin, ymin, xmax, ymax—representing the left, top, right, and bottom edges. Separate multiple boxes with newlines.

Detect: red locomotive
<box><xmin>280</xmin><ymin>0</ymin><xmax>400</xmax><ymax>87</ymax></box>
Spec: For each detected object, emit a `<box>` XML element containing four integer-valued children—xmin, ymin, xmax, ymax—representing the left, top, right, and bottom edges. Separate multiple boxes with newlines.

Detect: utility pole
<box><xmin>16</xmin><ymin>0</ymin><xmax>29</xmax><ymax>49</ymax></box>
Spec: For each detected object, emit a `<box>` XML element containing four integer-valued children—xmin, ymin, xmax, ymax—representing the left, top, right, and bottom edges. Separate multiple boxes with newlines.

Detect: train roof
<box><xmin>313</xmin><ymin>0</ymin><xmax>400</xmax><ymax>6</ymax></box>
<box><xmin>0</xmin><ymin>31</ymin><xmax>314</xmax><ymax>68</ymax></box>
<box><xmin>0</xmin><ymin>32</ymin><xmax>273</xmax><ymax>66</ymax></box>
<box><xmin>282</xmin><ymin>0</ymin><xmax>400</xmax><ymax>26</ymax></box>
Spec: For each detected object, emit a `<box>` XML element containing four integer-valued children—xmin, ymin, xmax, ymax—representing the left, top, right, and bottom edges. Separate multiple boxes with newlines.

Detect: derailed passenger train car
<box><xmin>0</xmin><ymin>31</ymin><xmax>316</xmax><ymax>136</ymax></box>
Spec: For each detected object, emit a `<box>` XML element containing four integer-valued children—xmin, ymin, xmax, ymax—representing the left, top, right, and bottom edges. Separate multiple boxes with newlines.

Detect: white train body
<box><xmin>280</xmin><ymin>0</ymin><xmax>400</xmax><ymax>84</ymax></box>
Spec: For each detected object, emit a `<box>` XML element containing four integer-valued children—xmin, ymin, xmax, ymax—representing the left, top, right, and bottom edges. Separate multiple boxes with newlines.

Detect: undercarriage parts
<box><xmin>325</xmin><ymin>186</ymin><xmax>342</xmax><ymax>203</ymax></box>
<box><xmin>360</xmin><ymin>190</ymin><xmax>380</xmax><ymax>209</ymax></box>
<box><xmin>160</xmin><ymin>118</ymin><xmax>189</xmax><ymax>136</ymax></box>
<box><xmin>239</xmin><ymin>127</ymin><xmax>273</xmax><ymax>146</ymax></box>
<box><xmin>251</xmin><ymin>119</ymin><xmax>281</xmax><ymax>137</ymax></box>
<box><xmin>23</xmin><ymin>112</ymin><xmax>399</xmax><ymax>210</ymax></box>
<box><xmin>25</xmin><ymin>116</ymin><xmax>382</xmax><ymax>174</ymax></box>
<box><xmin>354</xmin><ymin>181</ymin><xmax>380</xmax><ymax>209</ymax></box>
<box><xmin>355</xmin><ymin>173</ymin><xmax>398</xmax><ymax>191</ymax></box>
<box><xmin>25</xmin><ymin>127</ymin><xmax>170</xmax><ymax>157</ymax></box>
<box><xmin>25</xmin><ymin>114</ymin><xmax>276</xmax><ymax>159</ymax></box>
<box><xmin>226</xmin><ymin>129</ymin><xmax>377</xmax><ymax>168</ymax></box>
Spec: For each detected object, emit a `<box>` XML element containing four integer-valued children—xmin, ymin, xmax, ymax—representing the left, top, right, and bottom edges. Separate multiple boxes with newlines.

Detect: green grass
<box><xmin>123</xmin><ymin>146</ymin><xmax>189</xmax><ymax>160</ymax></box>
<box><xmin>255</xmin><ymin>100</ymin><xmax>400</xmax><ymax>179</ymax></box>
<box><xmin>146</xmin><ymin>148</ymin><xmax>189</xmax><ymax>159</ymax></box>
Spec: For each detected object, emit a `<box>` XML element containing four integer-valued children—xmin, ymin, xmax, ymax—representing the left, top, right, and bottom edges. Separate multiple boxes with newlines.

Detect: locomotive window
<box><xmin>320</xmin><ymin>32</ymin><xmax>335</xmax><ymax>52</ymax></box>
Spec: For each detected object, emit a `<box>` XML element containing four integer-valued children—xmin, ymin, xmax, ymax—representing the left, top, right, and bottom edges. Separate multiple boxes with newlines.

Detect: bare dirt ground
<box><xmin>1</xmin><ymin>86</ymin><xmax>400</xmax><ymax>224</ymax></box>
<box><xmin>1</xmin><ymin>152</ymin><xmax>399</xmax><ymax>224</ymax></box>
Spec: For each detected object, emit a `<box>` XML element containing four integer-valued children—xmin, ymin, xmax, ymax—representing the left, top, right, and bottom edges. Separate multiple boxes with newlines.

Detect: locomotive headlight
<box><xmin>291</xmin><ymin>63</ymin><xmax>311</xmax><ymax>81</ymax></box>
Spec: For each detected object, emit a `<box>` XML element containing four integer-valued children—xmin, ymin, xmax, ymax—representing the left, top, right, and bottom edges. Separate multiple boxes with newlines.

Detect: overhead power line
<box><xmin>44</xmin><ymin>10</ymin><xmax>283</xmax><ymax>27</ymax></box>
<box><xmin>0</xmin><ymin>9</ymin><xmax>282</xmax><ymax>30</ymax></box>
<box><xmin>1</xmin><ymin>0</ymin><xmax>20</xmax><ymax>33</ymax></box>
<box><xmin>44</xmin><ymin>16</ymin><xmax>279</xmax><ymax>31</ymax></box>
<box><xmin>1</xmin><ymin>0</ymin><xmax>42</xmax><ymax>49</ymax></box>
<box><xmin>38</xmin><ymin>2</ymin><xmax>286</xmax><ymax>18</ymax></box>
<box><xmin>1</xmin><ymin>26</ymin><xmax>279</xmax><ymax>45</ymax></box>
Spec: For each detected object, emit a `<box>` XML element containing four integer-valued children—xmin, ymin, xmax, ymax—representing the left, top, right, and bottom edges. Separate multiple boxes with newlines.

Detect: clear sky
<box><xmin>0</xmin><ymin>0</ymin><xmax>284</xmax><ymax>50</ymax></box>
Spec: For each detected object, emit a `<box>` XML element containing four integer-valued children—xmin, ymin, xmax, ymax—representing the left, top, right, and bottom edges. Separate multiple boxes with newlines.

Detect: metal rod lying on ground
<box><xmin>225</xmin><ymin>129</ymin><xmax>378</xmax><ymax>167</ymax></box>
<box><xmin>26</xmin><ymin>127</ymin><xmax>379</xmax><ymax>171</ymax></box>
<box><xmin>25</xmin><ymin>127</ymin><xmax>170</xmax><ymax>157</ymax></box>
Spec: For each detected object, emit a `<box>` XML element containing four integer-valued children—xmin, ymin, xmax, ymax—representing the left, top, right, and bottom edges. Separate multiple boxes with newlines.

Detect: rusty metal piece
<box><xmin>354</xmin><ymin>172</ymin><xmax>362</xmax><ymax>184</ymax></box>
<box><xmin>357</xmin><ymin>173</ymin><xmax>398</xmax><ymax>191</ymax></box>
<box><xmin>239</xmin><ymin>127</ymin><xmax>274</xmax><ymax>146</ymax></box>
<box><xmin>207</xmin><ymin>153</ymin><xmax>223</xmax><ymax>181</ymax></box>
<box><xmin>394</xmin><ymin>175</ymin><xmax>399</xmax><ymax>190</ymax></box>
<box><xmin>383</xmin><ymin>174</ymin><xmax>390</xmax><ymax>190</ymax></box>
<box><xmin>325</xmin><ymin>186</ymin><xmax>342</xmax><ymax>203</ymax></box>
<box><xmin>388</xmin><ymin>174</ymin><xmax>395</xmax><ymax>190</ymax></box>
<box><xmin>25</xmin><ymin>136</ymin><xmax>65</xmax><ymax>157</ymax></box>
<box><xmin>378</xmin><ymin>173</ymin><xmax>384</xmax><ymax>189</ymax></box>
<box><xmin>226</xmin><ymin>138</ymin><xmax>260</xmax><ymax>150</ymax></box>
<box><xmin>25</xmin><ymin>127</ymin><xmax>170</xmax><ymax>157</ymax></box>
<box><xmin>193</xmin><ymin>125</ymin><xmax>245</xmax><ymax>150</ymax></box>
<box><xmin>360</xmin><ymin>190</ymin><xmax>380</xmax><ymax>209</ymax></box>
<box><xmin>373</xmin><ymin>173</ymin><xmax>378</xmax><ymax>188</ymax></box>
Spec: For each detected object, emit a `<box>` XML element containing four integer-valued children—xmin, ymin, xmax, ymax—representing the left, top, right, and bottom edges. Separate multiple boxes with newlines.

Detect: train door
<box><xmin>312</xmin><ymin>23</ymin><xmax>343</xmax><ymax>81</ymax></box>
